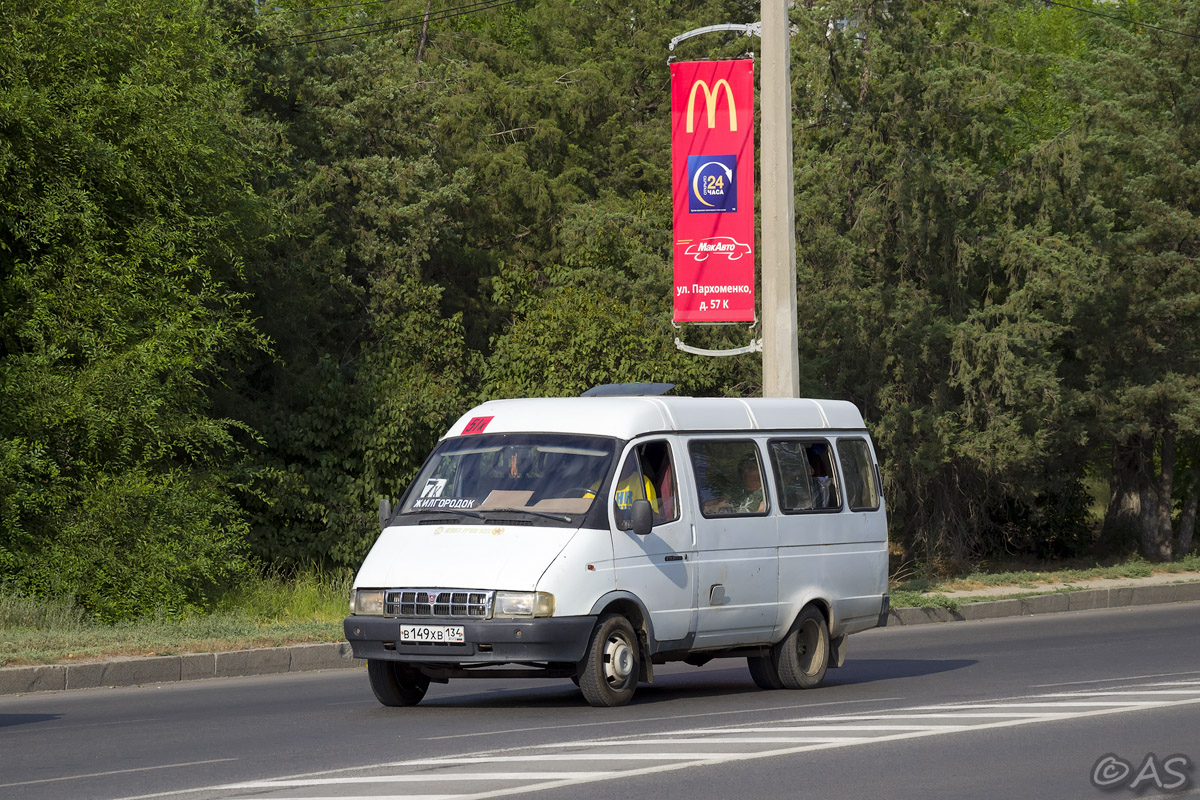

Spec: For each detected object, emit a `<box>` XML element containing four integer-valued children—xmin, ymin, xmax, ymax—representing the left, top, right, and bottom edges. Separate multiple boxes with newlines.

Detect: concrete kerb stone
<box><xmin>216</xmin><ymin>646</ymin><xmax>293</xmax><ymax>678</ymax></box>
<box><xmin>887</xmin><ymin>579</ymin><xmax>1200</xmax><ymax>627</ymax></box>
<box><xmin>0</xmin><ymin>664</ymin><xmax>65</xmax><ymax>695</ymax></box>
<box><xmin>889</xmin><ymin>606</ymin><xmax>956</xmax><ymax>625</ymax></box>
<box><xmin>1020</xmin><ymin>593</ymin><xmax>1070</xmax><ymax>615</ymax></box>
<box><xmin>181</xmin><ymin>653</ymin><xmax>217</xmax><ymax>682</ymax></box>
<box><xmin>1066</xmin><ymin>590</ymin><xmax>1106</xmax><ymax>612</ymax></box>
<box><xmin>0</xmin><ymin>643</ymin><xmax>358</xmax><ymax>697</ymax></box>
<box><xmin>288</xmin><ymin>642</ymin><xmax>355</xmax><ymax>672</ymax></box>
<box><xmin>3</xmin><ymin>579</ymin><xmax>1198</xmax><ymax>696</ymax></box>
<box><xmin>958</xmin><ymin>598</ymin><xmax>1023</xmax><ymax>621</ymax></box>
<box><xmin>65</xmin><ymin>656</ymin><xmax>181</xmax><ymax>690</ymax></box>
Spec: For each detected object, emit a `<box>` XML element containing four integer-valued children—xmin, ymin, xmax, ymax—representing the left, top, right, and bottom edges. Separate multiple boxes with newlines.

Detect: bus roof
<box><xmin>445</xmin><ymin>397</ymin><xmax>867</xmax><ymax>441</ymax></box>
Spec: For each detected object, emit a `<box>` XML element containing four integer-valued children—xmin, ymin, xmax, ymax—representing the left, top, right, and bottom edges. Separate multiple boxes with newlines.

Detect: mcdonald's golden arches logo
<box><xmin>685</xmin><ymin>78</ymin><xmax>738</xmax><ymax>133</ymax></box>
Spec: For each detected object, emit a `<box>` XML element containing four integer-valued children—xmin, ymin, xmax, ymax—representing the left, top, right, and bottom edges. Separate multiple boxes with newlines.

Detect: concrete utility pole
<box><xmin>759</xmin><ymin>0</ymin><xmax>800</xmax><ymax>398</ymax></box>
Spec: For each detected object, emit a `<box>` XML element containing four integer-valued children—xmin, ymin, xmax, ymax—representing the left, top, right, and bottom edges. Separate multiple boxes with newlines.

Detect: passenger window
<box><xmin>768</xmin><ymin>440</ymin><xmax>841</xmax><ymax>512</ymax></box>
<box><xmin>613</xmin><ymin>441</ymin><xmax>679</xmax><ymax>529</ymax></box>
<box><xmin>837</xmin><ymin>438</ymin><xmax>881</xmax><ymax>511</ymax></box>
<box><xmin>689</xmin><ymin>440</ymin><xmax>768</xmax><ymax>517</ymax></box>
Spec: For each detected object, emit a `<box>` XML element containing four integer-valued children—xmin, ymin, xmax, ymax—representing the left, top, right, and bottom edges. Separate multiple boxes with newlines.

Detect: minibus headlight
<box><xmin>353</xmin><ymin>589</ymin><xmax>385</xmax><ymax>616</ymax></box>
<box><xmin>493</xmin><ymin>591</ymin><xmax>555</xmax><ymax>618</ymax></box>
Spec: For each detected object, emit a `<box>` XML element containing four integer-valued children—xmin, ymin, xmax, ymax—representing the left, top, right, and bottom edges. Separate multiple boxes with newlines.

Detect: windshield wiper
<box><xmin>402</xmin><ymin>507</ymin><xmax>574</xmax><ymax>524</ymax></box>
<box><xmin>480</xmin><ymin>508</ymin><xmax>574</xmax><ymax>523</ymax></box>
<box><xmin>405</xmin><ymin>509</ymin><xmax>485</xmax><ymax>520</ymax></box>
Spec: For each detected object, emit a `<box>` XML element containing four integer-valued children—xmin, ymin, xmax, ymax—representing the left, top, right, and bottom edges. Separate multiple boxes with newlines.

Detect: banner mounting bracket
<box><xmin>669</xmin><ymin>23</ymin><xmax>761</xmax><ymax>53</ymax></box>
<box><xmin>674</xmin><ymin>337</ymin><xmax>763</xmax><ymax>357</ymax></box>
<box><xmin>673</xmin><ymin>320</ymin><xmax>762</xmax><ymax>357</ymax></box>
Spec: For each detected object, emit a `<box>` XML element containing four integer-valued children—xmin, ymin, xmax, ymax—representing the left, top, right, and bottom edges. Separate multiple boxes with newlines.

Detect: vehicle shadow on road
<box><xmin>826</xmin><ymin>658</ymin><xmax>978</xmax><ymax>685</ymax></box>
<box><xmin>399</xmin><ymin>659</ymin><xmax>976</xmax><ymax>709</ymax></box>
<box><xmin>0</xmin><ymin>713</ymin><xmax>63</xmax><ymax>729</ymax></box>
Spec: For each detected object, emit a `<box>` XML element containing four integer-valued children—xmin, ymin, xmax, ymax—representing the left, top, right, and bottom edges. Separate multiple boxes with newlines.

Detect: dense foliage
<box><xmin>0</xmin><ymin>0</ymin><xmax>273</xmax><ymax>619</ymax></box>
<box><xmin>2</xmin><ymin>0</ymin><xmax>1198</xmax><ymax>618</ymax></box>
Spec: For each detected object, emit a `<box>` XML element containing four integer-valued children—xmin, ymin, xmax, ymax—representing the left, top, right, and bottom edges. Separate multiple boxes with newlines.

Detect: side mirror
<box><xmin>630</xmin><ymin>499</ymin><xmax>654</xmax><ymax>536</ymax></box>
<box><xmin>378</xmin><ymin>497</ymin><xmax>392</xmax><ymax>529</ymax></box>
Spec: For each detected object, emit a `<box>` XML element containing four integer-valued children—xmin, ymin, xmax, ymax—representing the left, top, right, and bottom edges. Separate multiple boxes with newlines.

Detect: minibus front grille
<box><xmin>385</xmin><ymin>589</ymin><xmax>493</xmax><ymax>619</ymax></box>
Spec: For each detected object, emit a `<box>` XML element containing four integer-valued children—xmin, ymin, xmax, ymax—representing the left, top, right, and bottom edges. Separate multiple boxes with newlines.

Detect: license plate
<box><xmin>399</xmin><ymin>624</ymin><xmax>465</xmax><ymax>644</ymax></box>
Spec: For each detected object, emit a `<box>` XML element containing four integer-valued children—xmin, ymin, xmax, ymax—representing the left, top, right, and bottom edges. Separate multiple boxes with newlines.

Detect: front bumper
<box><xmin>343</xmin><ymin>615</ymin><xmax>597</xmax><ymax>664</ymax></box>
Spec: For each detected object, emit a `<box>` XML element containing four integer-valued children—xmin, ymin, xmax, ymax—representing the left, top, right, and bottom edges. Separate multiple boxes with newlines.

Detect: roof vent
<box><xmin>580</xmin><ymin>382</ymin><xmax>676</xmax><ymax>397</ymax></box>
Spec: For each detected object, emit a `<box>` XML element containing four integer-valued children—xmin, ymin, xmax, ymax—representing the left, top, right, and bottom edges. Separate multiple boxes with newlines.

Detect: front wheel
<box><xmin>367</xmin><ymin>660</ymin><xmax>430</xmax><ymax>707</ymax></box>
<box><xmin>775</xmin><ymin>605</ymin><xmax>830</xmax><ymax>689</ymax></box>
<box><xmin>578</xmin><ymin>614</ymin><xmax>640</xmax><ymax>707</ymax></box>
<box><xmin>747</xmin><ymin>654</ymin><xmax>784</xmax><ymax>690</ymax></box>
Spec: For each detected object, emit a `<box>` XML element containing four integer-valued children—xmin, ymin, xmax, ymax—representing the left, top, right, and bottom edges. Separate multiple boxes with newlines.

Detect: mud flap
<box><xmin>829</xmin><ymin>634</ymin><xmax>847</xmax><ymax>668</ymax></box>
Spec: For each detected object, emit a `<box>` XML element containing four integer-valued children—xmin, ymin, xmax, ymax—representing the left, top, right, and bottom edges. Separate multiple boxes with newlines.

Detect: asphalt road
<box><xmin>2</xmin><ymin>602</ymin><xmax>1199</xmax><ymax>800</ymax></box>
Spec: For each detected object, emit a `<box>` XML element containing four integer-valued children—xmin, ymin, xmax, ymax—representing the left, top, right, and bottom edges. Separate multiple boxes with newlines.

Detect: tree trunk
<box><xmin>1099</xmin><ymin>438</ymin><xmax>1147</xmax><ymax>551</ymax></box>
<box><xmin>1150</xmin><ymin>429</ymin><xmax>1175</xmax><ymax>561</ymax></box>
<box><xmin>1179</xmin><ymin>494</ymin><xmax>1197</xmax><ymax>555</ymax></box>
<box><xmin>1104</xmin><ymin>434</ymin><xmax>1171</xmax><ymax>561</ymax></box>
<box><xmin>415</xmin><ymin>0</ymin><xmax>431</xmax><ymax>64</ymax></box>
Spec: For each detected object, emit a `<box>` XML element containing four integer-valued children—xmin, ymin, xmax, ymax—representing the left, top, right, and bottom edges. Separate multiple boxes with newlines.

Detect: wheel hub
<box><xmin>605</xmin><ymin>636</ymin><xmax>634</xmax><ymax>682</ymax></box>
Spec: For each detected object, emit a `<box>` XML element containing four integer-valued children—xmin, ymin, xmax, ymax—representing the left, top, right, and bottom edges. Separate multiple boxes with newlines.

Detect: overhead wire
<box><xmin>265</xmin><ymin>0</ymin><xmax>395</xmax><ymax>15</ymax></box>
<box><xmin>288</xmin><ymin>0</ymin><xmax>521</xmax><ymax>45</ymax></box>
<box><xmin>282</xmin><ymin>0</ymin><xmax>1200</xmax><ymax>50</ymax></box>
<box><xmin>1042</xmin><ymin>0</ymin><xmax>1200</xmax><ymax>41</ymax></box>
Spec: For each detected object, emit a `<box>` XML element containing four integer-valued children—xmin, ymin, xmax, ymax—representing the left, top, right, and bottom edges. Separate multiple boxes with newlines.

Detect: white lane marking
<box><xmin>675</xmin><ymin>723</ymin><xmax>967</xmax><ymax>731</ymax></box>
<box><xmin>658</xmin><ymin>725</ymin><xmax>980</xmax><ymax>736</ymax></box>
<box><xmin>0</xmin><ymin>759</ymin><xmax>239</xmax><ymax>789</ymax></box>
<box><xmin>664</xmin><ymin>711</ymin><xmax>1053</xmax><ymax>723</ymax></box>
<box><xmin>537</xmin><ymin>737</ymin><xmax>874</xmax><ymax>745</ymax></box>
<box><xmin>1119</xmin><ymin>788</ymin><xmax>1200</xmax><ymax>800</ymax></box>
<box><xmin>905</xmin><ymin>701</ymin><xmax>1167</xmax><ymax>708</ymax></box>
<box><xmin>421</xmin><ymin>695</ymin><xmax>903</xmax><ymax>740</ymax></box>
<box><xmin>1033</xmin><ymin>669</ymin><xmax>1200</xmax><ymax>687</ymax></box>
<box><xmin>1147</xmin><ymin>680</ymin><xmax>1200</xmax><ymax>686</ymax></box>
<box><xmin>404</xmin><ymin>754</ymin><xmax>737</xmax><ymax>763</ymax></box>
<box><xmin>228</xmin><ymin>796</ymin><xmax>457</xmax><ymax>800</ymax></box>
<box><xmin>658</xmin><ymin>705</ymin><xmax>1164</xmax><ymax>737</ymax></box>
<box><xmin>226</xmin><ymin>773</ymin><xmax>615</xmax><ymax>787</ymax></box>
<box><xmin>109</xmin><ymin>686</ymin><xmax>1200</xmax><ymax>800</ymax></box>
<box><xmin>1040</xmin><ymin>689</ymin><xmax>1200</xmax><ymax>697</ymax></box>
<box><xmin>0</xmin><ymin>716</ymin><xmax>164</xmax><ymax>736</ymax></box>
<box><xmin>437</xmin><ymin>697</ymin><xmax>1200</xmax><ymax>800</ymax></box>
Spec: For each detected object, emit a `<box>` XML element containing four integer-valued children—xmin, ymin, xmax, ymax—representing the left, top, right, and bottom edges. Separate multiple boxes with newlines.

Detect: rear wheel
<box><xmin>775</xmin><ymin>605</ymin><xmax>830</xmax><ymax>689</ymax></box>
<box><xmin>578</xmin><ymin>614</ymin><xmax>640</xmax><ymax>707</ymax></box>
<box><xmin>367</xmin><ymin>660</ymin><xmax>430</xmax><ymax>706</ymax></box>
<box><xmin>747</xmin><ymin>654</ymin><xmax>784</xmax><ymax>690</ymax></box>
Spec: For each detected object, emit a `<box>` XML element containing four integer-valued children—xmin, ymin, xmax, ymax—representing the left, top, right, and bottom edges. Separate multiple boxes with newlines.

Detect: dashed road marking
<box><xmin>116</xmin><ymin>680</ymin><xmax>1200</xmax><ymax>800</ymax></box>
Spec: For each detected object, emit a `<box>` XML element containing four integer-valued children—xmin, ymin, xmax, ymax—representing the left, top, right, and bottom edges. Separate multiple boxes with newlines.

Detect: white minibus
<box><xmin>345</xmin><ymin>392</ymin><xmax>889</xmax><ymax>707</ymax></box>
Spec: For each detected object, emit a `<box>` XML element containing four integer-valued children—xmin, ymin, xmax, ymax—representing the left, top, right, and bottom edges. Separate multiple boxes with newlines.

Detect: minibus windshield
<box><xmin>400</xmin><ymin>433</ymin><xmax>618</xmax><ymax>521</ymax></box>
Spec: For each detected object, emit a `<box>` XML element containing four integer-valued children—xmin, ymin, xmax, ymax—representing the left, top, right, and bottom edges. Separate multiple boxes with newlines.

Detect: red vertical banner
<box><xmin>671</xmin><ymin>60</ymin><xmax>756</xmax><ymax>323</ymax></box>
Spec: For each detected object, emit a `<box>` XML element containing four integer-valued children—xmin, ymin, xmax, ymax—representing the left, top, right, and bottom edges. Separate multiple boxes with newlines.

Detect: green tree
<box><xmin>788</xmin><ymin>0</ymin><xmax>1100</xmax><ymax>564</ymax></box>
<box><xmin>1060</xmin><ymin>1</ymin><xmax>1200</xmax><ymax>560</ymax></box>
<box><xmin>233</xmin><ymin>11</ymin><xmax>478</xmax><ymax>569</ymax></box>
<box><xmin>0</xmin><ymin>0</ymin><xmax>275</xmax><ymax>618</ymax></box>
<box><xmin>236</xmin><ymin>0</ymin><xmax>756</xmax><ymax>568</ymax></box>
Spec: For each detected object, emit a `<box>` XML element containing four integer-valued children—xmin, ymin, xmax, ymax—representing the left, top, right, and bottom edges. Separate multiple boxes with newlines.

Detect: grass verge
<box><xmin>892</xmin><ymin>553</ymin><xmax>1200</xmax><ymax>594</ymax></box>
<box><xmin>4</xmin><ymin>555</ymin><xmax>1198</xmax><ymax>668</ymax></box>
<box><xmin>1</xmin><ymin>571</ymin><xmax>351</xmax><ymax>668</ymax></box>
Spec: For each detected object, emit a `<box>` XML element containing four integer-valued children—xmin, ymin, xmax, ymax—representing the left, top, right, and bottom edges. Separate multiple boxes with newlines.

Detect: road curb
<box><xmin>0</xmin><ymin>642</ymin><xmax>359</xmax><ymax>697</ymax></box>
<box><xmin>888</xmin><ymin>580</ymin><xmax>1200</xmax><ymax>626</ymax></box>
<box><xmin>4</xmin><ymin>582</ymin><xmax>1199</xmax><ymax>696</ymax></box>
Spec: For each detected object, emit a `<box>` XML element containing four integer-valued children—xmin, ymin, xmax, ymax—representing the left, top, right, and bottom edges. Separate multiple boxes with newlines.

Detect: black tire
<box><xmin>775</xmin><ymin>605</ymin><xmax>830</xmax><ymax>689</ymax></box>
<box><xmin>747</xmin><ymin>654</ymin><xmax>784</xmax><ymax>690</ymax></box>
<box><xmin>578</xmin><ymin>614</ymin><xmax>640</xmax><ymax>707</ymax></box>
<box><xmin>367</xmin><ymin>660</ymin><xmax>430</xmax><ymax>707</ymax></box>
